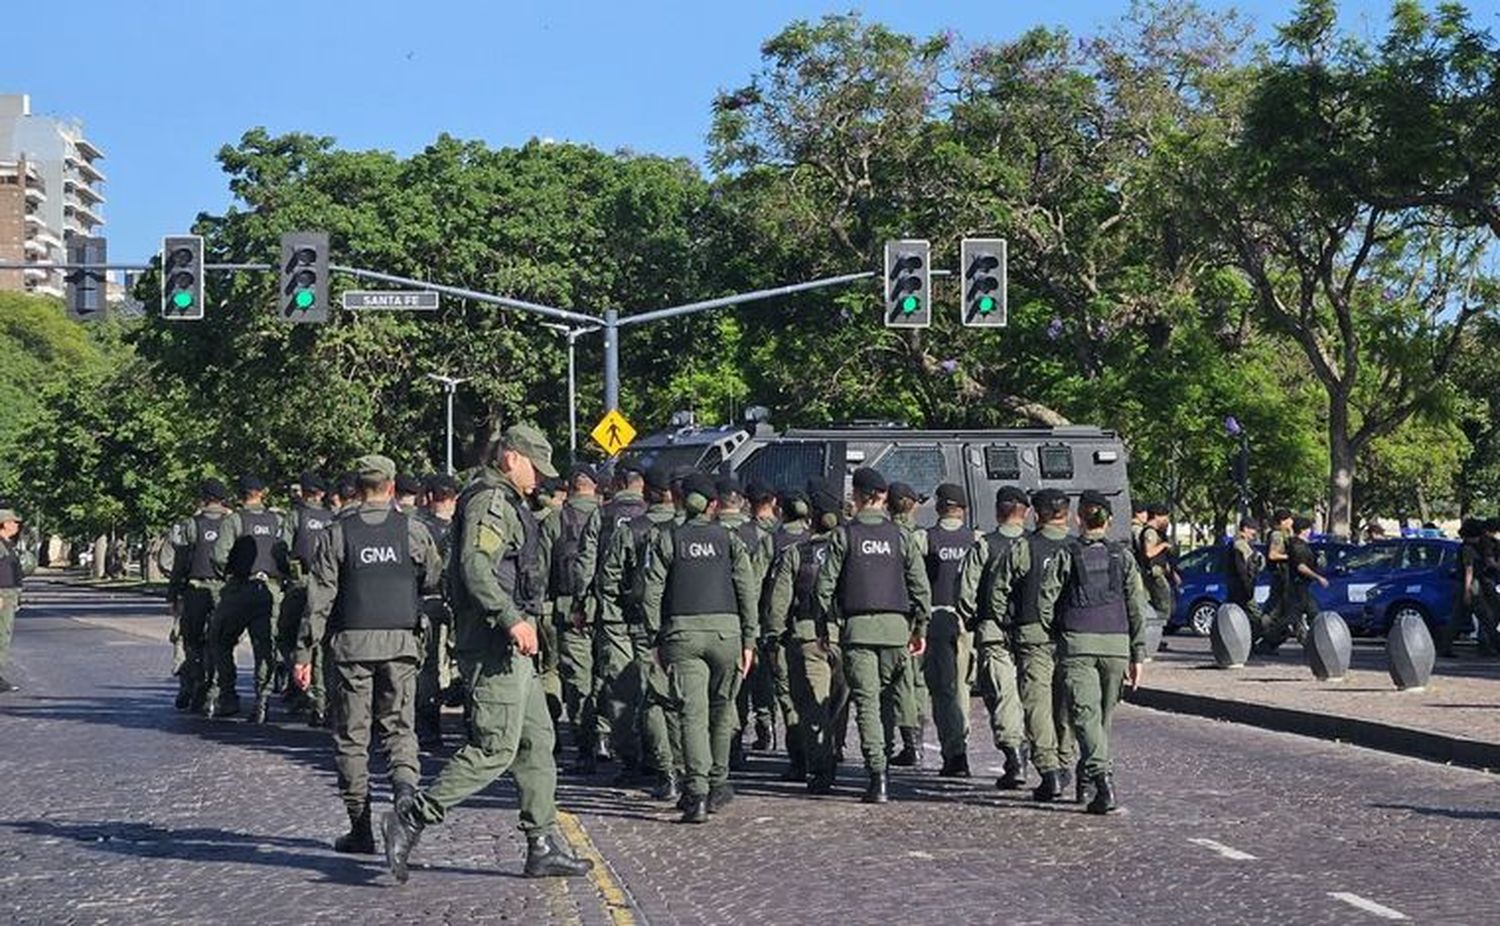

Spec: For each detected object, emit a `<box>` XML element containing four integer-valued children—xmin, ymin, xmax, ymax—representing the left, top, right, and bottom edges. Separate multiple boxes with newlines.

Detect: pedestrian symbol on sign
<box><xmin>590</xmin><ymin>410</ymin><xmax>637</xmax><ymax>456</ymax></box>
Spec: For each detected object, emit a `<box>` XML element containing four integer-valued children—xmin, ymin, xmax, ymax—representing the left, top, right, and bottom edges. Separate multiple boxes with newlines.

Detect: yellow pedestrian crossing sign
<box><xmin>591</xmin><ymin>409</ymin><xmax>637</xmax><ymax>455</ymax></box>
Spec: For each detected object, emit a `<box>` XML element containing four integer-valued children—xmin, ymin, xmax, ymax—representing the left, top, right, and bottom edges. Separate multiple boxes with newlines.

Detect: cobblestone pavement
<box><xmin>4</xmin><ymin>578</ymin><xmax>1500</xmax><ymax>925</ymax></box>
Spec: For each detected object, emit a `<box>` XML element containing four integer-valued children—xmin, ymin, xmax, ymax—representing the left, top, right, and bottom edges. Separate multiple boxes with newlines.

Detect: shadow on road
<box><xmin>1370</xmin><ymin>802</ymin><xmax>1500</xmax><ymax>821</ymax></box>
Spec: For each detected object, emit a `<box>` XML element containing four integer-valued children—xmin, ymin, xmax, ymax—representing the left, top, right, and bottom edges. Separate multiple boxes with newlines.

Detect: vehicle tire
<box><xmin>1188</xmin><ymin>600</ymin><xmax>1218</xmax><ymax>637</ymax></box>
<box><xmin>1385</xmin><ymin>603</ymin><xmax>1432</xmax><ymax>638</ymax></box>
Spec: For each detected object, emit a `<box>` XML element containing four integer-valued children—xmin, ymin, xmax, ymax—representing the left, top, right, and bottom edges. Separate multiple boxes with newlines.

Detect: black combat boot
<box><xmin>205</xmin><ymin>696</ymin><xmax>239</xmax><ymax>719</ymax></box>
<box><xmin>807</xmin><ymin>768</ymin><xmax>835</xmax><ymax>795</ymax></box>
<box><xmin>334</xmin><ymin>806</ymin><xmax>377</xmax><ymax>854</ymax></box>
<box><xmin>706</xmin><ymin>783</ymin><xmax>735</xmax><ymax>814</ymax></box>
<box><xmin>753</xmin><ymin>718</ymin><xmax>773</xmax><ymax>751</ymax></box>
<box><xmin>729</xmin><ymin>737</ymin><xmax>747</xmax><ymax>771</ymax></box>
<box><xmin>995</xmin><ymin>745</ymin><xmax>1027</xmax><ymax>790</ymax></box>
<box><xmin>248</xmin><ymin>697</ymin><xmax>269</xmax><ymax>724</ymax></box>
<box><xmin>0</xmin><ymin>674</ymin><xmax>16</xmax><ymax>693</ymax></box>
<box><xmin>1077</xmin><ymin>769</ymin><xmax>1097</xmax><ymax>807</ymax></box>
<box><xmin>938</xmin><ymin>752</ymin><xmax>971</xmax><ymax>778</ymax></box>
<box><xmin>1086</xmin><ymin>775</ymin><xmax>1117</xmax><ymax>815</ymax></box>
<box><xmin>1057</xmin><ymin>764</ymin><xmax>1074</xmax><ymax>796</ymax></box>
<box><xmin>780</xmin><ymin>753</ymin><xmax>808</xmax><ymax>783</ymax></box>
<box><xmin>307</xmin><ymin>705</ymin><xmax>326</xmax><ymax>728</ymax></box>
<box><xmin>382</xmin><ymin>784</ymin><xmax>424</xmax><ymax>883</ymax></box>
<box><xmin>523</xmin><ymin>831</ymin><xmax>595</xmax><ymax>877</ymax></box>
<box><xmin>861</xmin><ymin>769</ymin><xmax>889</xmax><ymax>804</ymax></box>
<box><xmin>679</xmin><ymin>795</ymin><xmax>709</xmax><ymax>824</ymax></box>
<box><xmin>573</xmin><ymin>746</ymin><xmax>597</xmax><ymax>776</ymax></box>
<box><xmin>651</xmin><ymin>771</ymin><xmax>680</xmax><ymax>804</ymax></box>
<box><xmin>1031</xmin><ymin>768</ymin><xmax>1064</xmax><ymax>803</ymax></box>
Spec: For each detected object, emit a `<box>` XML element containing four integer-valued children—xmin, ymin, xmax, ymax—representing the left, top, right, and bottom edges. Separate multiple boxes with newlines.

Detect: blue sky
<box><xmin>1</xmin><ymin>0</ymin><xmax>1445</xmax><ymax>263</ymax></box>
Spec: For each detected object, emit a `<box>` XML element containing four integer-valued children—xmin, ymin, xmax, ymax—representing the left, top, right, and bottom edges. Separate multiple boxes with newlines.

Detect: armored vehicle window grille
<box><xmin>984</xmin><ymin>445</ymin><xmax>1021</xmax><ymax>481</ymax></box>
<box><xmin>1038</xmin><ymin>445</ymin><xmax>1074</xmax><ymax>480</ymax></box>
<box><xmin>873</xmin><ymin>446</ymin><xmax>946</xmax><ymax>496</ymax></box>
<box><xmin>737</xmin><ymin>443</ymin><xmax>826</xmax><ymax>493</ymax></box>
<box><xmin>620</xmin><ymin>446</ymin><xmax>707</xmax><ymax>474</ymax></box>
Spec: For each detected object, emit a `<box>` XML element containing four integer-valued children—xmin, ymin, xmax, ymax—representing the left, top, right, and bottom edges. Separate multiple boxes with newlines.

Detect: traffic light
<box><xmin>883</xmin><ymin>239</ymin><xmax>930</xmax><ymax>328</ymax></box>
<box><xmin>960</xmin><ymin>237</ymin><xmax>1007</xmax><ymax>327</ymax></box>
<box><xmin>279</xmin><ymin>231</ymin><xmax>329</xmax><ymax>323</ymax></box>
<box><xmin>161</xmin><ymin>235</ymin><xmax>204</xmax><ymax>320</ymax></box>
<box><xmin>65</xmin><ymin>236</ymin><xmax>106</xmax><ymax>321</ymax></box>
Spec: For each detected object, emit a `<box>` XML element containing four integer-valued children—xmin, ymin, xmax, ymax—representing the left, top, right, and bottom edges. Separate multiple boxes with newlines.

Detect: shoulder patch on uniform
<box><xmin>476</xmin><ymin>523</ymin><xmax>504</xmax><ymax>555</ymax></box>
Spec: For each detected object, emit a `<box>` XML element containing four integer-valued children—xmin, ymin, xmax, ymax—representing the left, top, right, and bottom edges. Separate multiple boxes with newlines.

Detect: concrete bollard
<box><xmin>1387</xmin><ymin>613</ymin><xmax>1436</xmax><ymax>691</ymax></box>
<box><xmin>1307</xmin><ymin>611</ymin><xmax>1352</xmax><ymax>681</ymax></box>
<box><xmin>1211</xmin><ymin>602</ymin><xmax>1252</xmax><ymax>668</ymax></box>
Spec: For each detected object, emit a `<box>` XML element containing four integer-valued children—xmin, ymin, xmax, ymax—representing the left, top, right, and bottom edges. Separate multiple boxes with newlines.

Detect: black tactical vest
<box><xmin>1058</xmin><ymin>538</ymin><xmax>1129</xmax><ymax>635</ymax></box>
<box><xmin>419</xmin><ymin>511</ymin><xmax>454</xmax><ymax>559</ymax></box>
<box><xmin>665</xmin><ymin>521</ymin><xmax>737</xmax><ymax>617</ymax></box>
<box><xmin>229</xmin><ymin>509</ymin><xmax>284</xmax><ymax>580</ymax></box>
<box><xmin>1224</xmin><ymin>539</ymin><xmax>1262</xmax><ymax>601</ymax></box>
<box><xmin>333</xmin><ymin>510</ymin><xmax>420</xmax><ymax>632</ymax></box>
<box><xmin>794</xmin><ymin>535</ymin><xmax>831</xmax><ymax>621</ymax></box>
<box><xmin>620</xmin><ymin>512</ymin><xmax>660</xmax><ymax>622</ymax></box>
<box><xmin>189</xmin><ymin>512</ymin><xmax>225</xmax><ymax>580</ymax></box>
<box><xmin>1135</xmin><ymin>525</ymin><xmax>1169</xmax><ymax>573</ymax></box>
<box><xmin>1016</xmin><ymin>530</ymin><xmax>1069</xmax><ymax>625</ymax></box>
<box><xmin>763</xmin><ymin>526</ymin><xmax>805</xmax><ymax>606</ymax></box>
<box><xmin>0</xmin><ymin>540</ymin><xmax>19</xmax><ymax>589</ymax></box>
<box><xmin>924</xmin><ymin>524</ymin><xmax>971</xmax><ymax>609</ymax></box>
<box><xmin>548</xmin><ymin>502</ymin><xmax>590</xmax><ymax>597</ymax></box>
<box><xmin>977</xmin><ymin>529</ymin><xmax>1020</xmax><ymax>625</ymax></box>
<box><xmin>837</xmin><ymin>518</ymin><xmax>908</xmax><ymax>616</ymax></box>
<box><xmin>1288</xmin><ymin>537</ymin><xmax>1316</xmax><ymax>586</ymax></box>
<box><xmin>494</xmin><ymin>492</ymin><xmax>543</xmax><ymax>616</ymax></box>
<box><xmin>596</xmin><ymin>495</ymin><xmax>648</xmax><ymax>585</ymax></box>
<box><xmin>293</xmin><ymin>503</ymin><xmax>332</xmax><ymax>569</ymax></box>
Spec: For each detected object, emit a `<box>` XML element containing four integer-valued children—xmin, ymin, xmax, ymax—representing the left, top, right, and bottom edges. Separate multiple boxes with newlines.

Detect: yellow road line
<box><xmin>557</xmin><ymin>810</ymin><xmax>639</xmax><ymax>926</ymax></box>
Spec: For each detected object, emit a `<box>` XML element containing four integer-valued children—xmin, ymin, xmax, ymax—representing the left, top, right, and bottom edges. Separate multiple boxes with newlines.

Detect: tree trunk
<box><xmin>1327</xmin><ymin>397</ymin><xmax>1355</xmax><ymax>542</ymax></box>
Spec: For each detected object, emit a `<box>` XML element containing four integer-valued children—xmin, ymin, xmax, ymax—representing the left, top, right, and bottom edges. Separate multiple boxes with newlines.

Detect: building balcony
<box><xmin>65</xmin><ymin>153</ymin><xmax>106</xmax><ymax>183</ymax></box>
<box><xmin>23</xmin><ymin>266</ymin><xmax>47</xmax><ymax>280</ymax></box>
<box><xmin>24</xmin><ymin>186</ymin><xmax>46</xmax><ymax>204</ymax></box>
<box><xmin>65</xmin><ymin>201</ymin><xmax>103</xmax><ymax>227</ymax></box>
<box><xmin>31</xmin><ymin>228</ymin><xmax>62</xmax><ymax>250</ymax></box>
<box><xmin>23</xmin><ymin>237</ymin><xmax>50</xmax><ymax>257</ymax></box>
<box><xmin>66</xmin><ymin>178</ymin><xmax>105</xmax><ymax>205</ymax></box>
<box><xmin>72</xmin><ymin>137</ymin><xmax>104</xmax><ymax>160</ymax></box>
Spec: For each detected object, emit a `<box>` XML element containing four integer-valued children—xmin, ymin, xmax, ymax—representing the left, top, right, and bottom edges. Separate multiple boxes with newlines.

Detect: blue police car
<box><xmin>1358</xmin><ymin>538</ymin><xmax>1463</xmax><ymax>635</ymax></box>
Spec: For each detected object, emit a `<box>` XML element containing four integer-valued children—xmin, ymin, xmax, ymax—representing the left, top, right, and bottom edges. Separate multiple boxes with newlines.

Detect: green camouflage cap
<box><xmin>503</xmin><ymin>423</ymin><xmax>559</xmax><ymax>479</ymax></box>
<box><xmin>0</xmin><ymin>508</ymin><xmax>19</xmax><ymax>524</ymax></box>
<box><xmin>355</xmin><ymin>454</ymin><xmax>397</xmax><ymax>481</ymax></box>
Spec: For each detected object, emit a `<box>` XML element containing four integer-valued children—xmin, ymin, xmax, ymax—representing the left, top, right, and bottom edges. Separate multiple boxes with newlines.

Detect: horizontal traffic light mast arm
<box><xmin>0</xmin><ymin>261</ymin><xmax>270</xmax><ymax>271</ymax></box>
<box><xmin>619</xmin><ymin>270</ymin><xmax>877</xmax><ymax>328</ymax></box>
<box><xmin>332</xmin><ymin>265</ymin><xmax>599</xmax><ymax>327</ymax></box>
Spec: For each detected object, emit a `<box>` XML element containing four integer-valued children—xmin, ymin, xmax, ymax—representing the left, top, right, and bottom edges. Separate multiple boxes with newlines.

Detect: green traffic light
<box><xmin>901</xmin><ymin>295</ymin><xmax>920</xmax><ymax>314</ymax></box>
<box><xmin>978</xmin><ymin>295</ymin><xmax>995</xmax><ymax>314</ymax></box>
<box><xmin>172</xmin><ymin>291</ymin><xmax>194</xmax><ymax>309</ymax></box>
<box><xmin>294</xmin><ymin>290</ymin><xmax>315</xmax><ymax>309</ymax></box>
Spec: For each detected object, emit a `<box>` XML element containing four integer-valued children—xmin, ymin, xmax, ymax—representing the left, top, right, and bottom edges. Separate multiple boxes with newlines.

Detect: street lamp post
<box><xmin>542</xmin><ymin>323</ymin><xmax>599</xmax><ymax>461</ymax></box>
<box><xmin>426</xmin><ymin>373</ymin><xmax>469</xmax><ymax>475</ymax></box>
<box><xmin>1225</xmin><ymin>416</ymin><xmax>1250</xmax><ymax>524</ymax></box>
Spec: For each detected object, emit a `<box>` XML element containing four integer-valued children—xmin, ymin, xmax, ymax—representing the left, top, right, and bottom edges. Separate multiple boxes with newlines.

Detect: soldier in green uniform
<box><xmin>383</xmin><ymin>424</ymin><xmax>592</xmax><ymax>882</ymax></box>
<box><xmin>1129</xmin><ymin>501</ymin><xmax>1148</xmax><ymax>550</ymax></box>
<box><xmin>532</xmin><ymin>476</ymin><xmax>566</xmax><ymax>725</ymax></box>
<box><xmin>955</xmin><ymin>486</ymin><xmax>1030</xmax><ymax>790</ymax></box>
<box><xmin>714</xmin><ymin>475</ymin><xmax>769</xmax><ymax>769</ymax></box>
<box><xmin>206</xmin><ymin>476</ymin><xmax>292</xmax><ymax>721</ymax></box>
<box><xmin>283</xmin><ymin>473</ymin><xmax>332</xmax><ymax>722</ymax></box>
<box><xmin>599</xmin><ymin>465</ymin><xmax>683</xmax><ymax>801</ymax></box>
<box><xmin>917</xmin><ymin>484</ymin><xmax>979</xmax><ymax>778</ymax></box>
<box><xmin>294</xmin><ymin>455</ymin><xmax>441</xmax><ymax>853</ymax></box>
<box><xmin>816</xmin><ymin>468</ymin><xmax>931</xmax><ymax>803</ymax></box>
<box><xmin>1136</xmin><ymin>503</ymin><xmax>1176</xmax><ymax>641</ymax></box>
<box><xmin>1038</xmin><ymin>490</ymin><xmax>1148</xmax><ymax>815</ymax></box>
<box><xmin>395</xmin><ymin>473</ymin><xmax>422</xmax><ymax>511</ymax></box>
<box><xmin>576</xmin><ymin>465</ymin><xmax>649</xmax><ymax>782</ymax></box>
<box><xmin>1257</xmin><ymin>509</ymin><xmax>1293</xmax><ymax>652</ymax></box>
<box><xmin>414</xmin><ymin>474</ymin><xmax>460</xmax><ymax>750</ymax></box>
<box><xmin>759</xmin><ymin>488</ymin><xmax>809</xmax><ymax>782</ymax></box>
<box><xmin>0</xmin><ymin>507</ymin><xmax>36</xmax><ymax>693</ymax></box>
<box><xmin>766</xmin><ymin>487</ymin><xmax>847</xmax><ymax>793</ymax></box>
<box><xmin>746</xmin><ymin>479</ymin><xmax>786</xmax><ymax>753</ymax></box>
<box><xmin>166</xmin><ymin>481</ymin><xmax>232</xmax><ymax>711</ymax></box>
<box><xmin>545</xmin><ymin>465</ymin><xmax>604</xmax><ymax>771</ymax></box>
<box><xmin>1282</xmin><ymin>517</ymin><xmax>1327</xmax><ymax>646</ymax></box>
<box><xmin>1012</xmin><ymin>489</ymin><xmax>1078</xmax><ymax>802</ymax></box>
<box><xmin>884</xmin><ymin>482</ymin><xmax>927</xmax><ymax>769</ymax></box>
<box><xmin>1226</xmin><ymin>518</ymin><xmax>1264</xmax><ymax>643</ymax></box>
<box><xmin>641</xmin><ymin>472</ymin><xmax>759</xmax><ymax>823</ymax></box>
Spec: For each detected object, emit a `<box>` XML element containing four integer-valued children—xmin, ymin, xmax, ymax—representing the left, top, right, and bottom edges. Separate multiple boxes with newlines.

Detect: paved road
<box><xmin>3</xmin><ymin>579</ymin><xmax>1499</xmax><ymax>925</ymax></box>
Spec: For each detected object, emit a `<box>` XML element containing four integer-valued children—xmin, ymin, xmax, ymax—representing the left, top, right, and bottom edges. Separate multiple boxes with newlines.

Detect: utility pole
<box><xmin>542</xmin><ymin>322</ymin><xmax>600</xmax><ymax>460</ymax></box>
<box><xmin>426</xmin><ymin>373</ymin><xmax>469</xmax><ymax>475</ymax></box>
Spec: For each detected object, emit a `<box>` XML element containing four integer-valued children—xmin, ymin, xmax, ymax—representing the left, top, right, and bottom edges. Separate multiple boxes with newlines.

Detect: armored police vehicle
<box><xmin>621</xmin><ymin>409</ymin><xmax>1134</xmax><ymax>542</ymax></box>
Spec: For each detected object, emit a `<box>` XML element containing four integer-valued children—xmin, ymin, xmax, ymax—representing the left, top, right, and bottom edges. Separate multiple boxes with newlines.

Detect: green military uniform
<box><xmin>1262</xmin><ymin>528</ymin><xmax>1290</xmax><ymax>646</ymax></box>
<box><xmin>408</xmin><ymin>466</ymin><xmax>559</xmax><ymax>829</ymax></box>
<box><xmin>542</xmin><ymin>493</ymin><xmax>602</xmax><ymax>760</ymax></box>
<box><xmin>766</xmin><ymin>519</ymin><xmax>848</xmax><ymax>790</ymax></box>
<box><xmin>300</xmin><ymin>494</ymin><xmax>441</xmax><ymax>846</ymax></box>
<box><xmin>166</xmin><ymin>502</ymin><xmax>231</xmax><ymax>710</ymax></box>
<box><xmin>814</xmin><ymin>504</ymin><xmax>931</xmax><ymax>795</ymax></box>
<box><xmin>0</xmin><ymin>512</ymin><xmax>37</xmax><ymax>689</ymax></box>
<box><xmin>1270</xmin><ymin>534</ymin><xmax>1320</xmax><ymax>648</ymax></box>
<box><xmin>642</xmin><ymin>505</ymin><xmax>759</xmax><ymax>810</ymax></box>
<box><xmin>1011</xmin><ymin>522</ymin><xmax>1078</xmax><ymax>790</ymax></box>
<box><xmin>415</xmin><ymin>507</ymin><xmax>456</xmax><ymax>745</ymax></box>
<box><xmin>533</xmin><ymin>498</ymin><xmax>564</xmax><ymax>722</ymax></box>
<box><xmin>206</xmin><ymin>501</ymin><xmax>292</xmax><ymax>716</ymax></box>
<box><xmin>955</xmin><ymin>522</ymin><xmax>1028</xmax><ymax>779</ymax></box>
<box><xmin>717</xmin><ymin>507</ymin><xmax>771</xmax><ymax>758</ymax></box>
<box><xmin>1137</xmin><ymin>523</ymin><xmax>1175</xmax><ymax>625</ymax></box>
<box><xmin>1227</xmin><ymin>534</ymin><xmax>1264</xmax><ymax>639</ymax></box>
<box><xmin>758</xmin><ymin>513</ymin><xmax>800</xmax><ymax>762</ymax></box>
<box><xmin>283</xmin><ymin>498</ymin><xmax>334</xmax><ymax>712</ymax></box>
<box><xmin>889</xmin><ymin>508</ymin><xmax>927</xmax><ymax>761</ymax></box>
<box><xmin>576</xmin><ymin>488</ymin><xmax>648</xmax><ymax>771</ymax></box>
<box><xmin>1039</xmin><ymin>523</ymin><xmax>1148</xmax><ymax>812</ymax></box>
<box><xmin>599</xmin><ymin>497</ymin><xmax>683</xmax><ymax>784</ymax></box>
<box><xmin>916</xmin><ymin>516</ymin><xmax>979</xmax><ymax>773</ymax></box>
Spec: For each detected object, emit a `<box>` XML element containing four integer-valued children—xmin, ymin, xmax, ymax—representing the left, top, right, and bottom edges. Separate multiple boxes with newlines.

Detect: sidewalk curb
<box><xmin>1131</xmin><ymin>686</ymin><xmax>1500</xmax><ymax>773</ymax></box>
<box><xmin>43</xmin><ymin>572</ymin><xmax>168</xmax><ymax>599</ymax></box>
